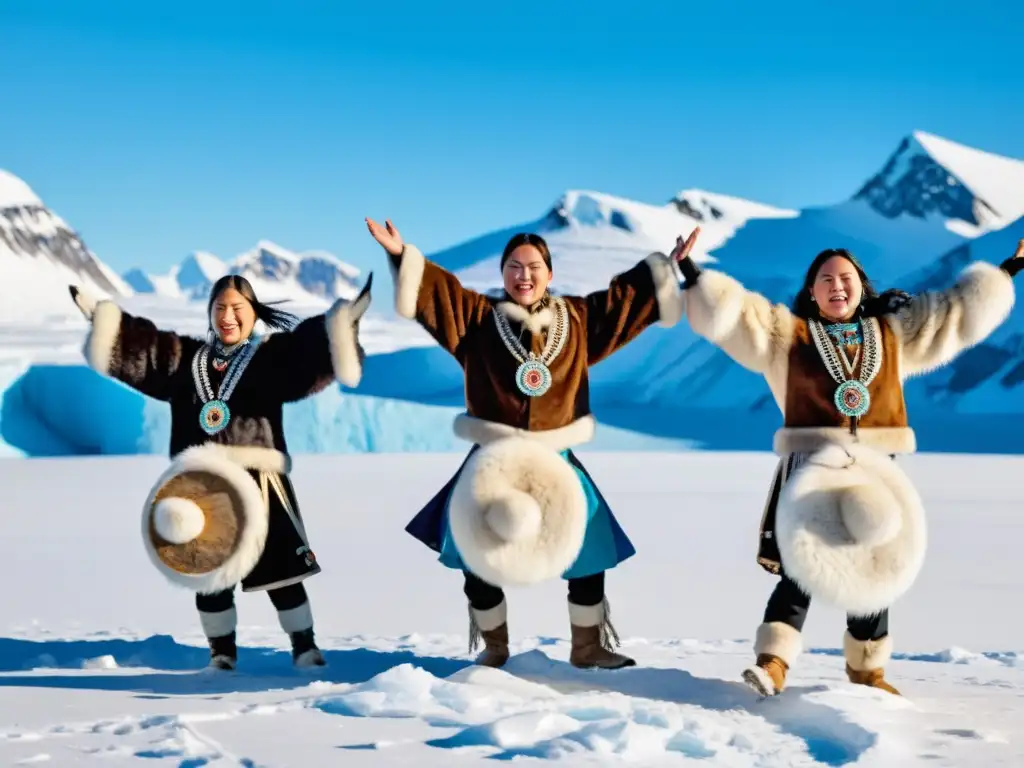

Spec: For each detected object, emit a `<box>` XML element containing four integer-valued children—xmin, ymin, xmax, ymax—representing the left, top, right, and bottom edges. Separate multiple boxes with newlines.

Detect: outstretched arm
<box><xmin>367</xmin><ymin>218</ymin><xmax>490</xmax><ymax>360</ymax></box>
<box><xmin>584</xmin><ymin>233</ymin><xmax>689</xmax><ymax>365</ymax></box>
<box><xmin>70</xmin><ymin>285</ymin><xmax>200</xmax><ymax>401</ymax></box>
<box><xmin>677</xmin><ymin>243</ymin><xmax>795</xmax><ymax>379</ymax></box>
<box><xmin>889</xmin><ymin>239</ymin><xmax>1022</xmax><ymax>378</ymax></box>
<box><xmin>258</xmin><ymin>275</ymin><xmax>373</xmax><ymax>402</ymax></box>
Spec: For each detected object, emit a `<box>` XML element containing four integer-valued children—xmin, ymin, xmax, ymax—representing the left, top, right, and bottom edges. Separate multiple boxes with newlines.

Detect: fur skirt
<box><xmin>405</xmin><ymin>447</ymin><xmax>635</xmax><ymax>582</ymax></box>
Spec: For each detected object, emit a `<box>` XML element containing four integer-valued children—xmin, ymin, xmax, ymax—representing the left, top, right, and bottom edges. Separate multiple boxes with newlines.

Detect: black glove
<box><xmin>861</xmin><ymin>289</ymin><xmax>912</xmax><ymax>317</ymax></box>
<box><xmin>677</xmin><ymin>255</ymin><xmax>701</xmax><ymax>288</ymax></box>
<box><xmin>1000</xmin><ymin>255</ymin><xmax>1024</xmax><ymax>277</ymax></box>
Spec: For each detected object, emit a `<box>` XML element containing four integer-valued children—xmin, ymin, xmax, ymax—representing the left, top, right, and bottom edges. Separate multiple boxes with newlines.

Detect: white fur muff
<box><xmin>141</xmin><ymin>444</ymin><xmax>270</xmax><ymax>594</ymax></box>
<box><xmin>775</xmin><ymin>442</ymin><xmax>927</xmax><ymax>617</ymax></box>
<box><xmin>447</xmin><ymin>436</ymin><xmax>588</xmax><ymax>587</ymax></box>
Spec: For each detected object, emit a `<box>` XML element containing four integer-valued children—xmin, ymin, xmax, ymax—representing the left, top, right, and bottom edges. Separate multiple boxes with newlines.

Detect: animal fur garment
<box><xmin>141</xmin><ymin>444</ymin><xmax>270</xmax><ymax>595</ymax></box>
<box><xmin>447</xmin><ymin>432</ymin><xmax>589</xmax><ymax>587</ymax></box>
<box><xmin>774</xmin><ymin>442</ymin><xmax>927</xmax><ymax>616</ymax></box>
<box><xmin>384</xmin><ymin>244</ymin><xmax>685</xmax><ymax>431</ymax></box>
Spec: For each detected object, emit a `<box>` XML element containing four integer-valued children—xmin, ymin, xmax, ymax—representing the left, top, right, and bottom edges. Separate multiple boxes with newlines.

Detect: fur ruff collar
<box><xmin>494</xmin><ymin>296</ymin><xmax>557</xmax><ymax>334</ymax></box>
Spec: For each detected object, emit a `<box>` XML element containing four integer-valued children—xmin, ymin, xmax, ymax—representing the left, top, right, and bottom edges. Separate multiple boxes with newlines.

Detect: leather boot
<box><xmin>844</xmin><ymin>632</ymin><xmax>900</xmax><ymax>695</ymax></box>
<box><xmin>568</xmin><ymin>600</ymin><xmax>635</xmax><ymax>669</ymax></box>
<box><xmin>469</xmin><ymin>600</ymin><xmax>510</xmax><ymax>668</ymax></box>
<box><xmin>742</xmin><ymin>621</ymin><xmax>802</xmax><ymax>696</ymax></box>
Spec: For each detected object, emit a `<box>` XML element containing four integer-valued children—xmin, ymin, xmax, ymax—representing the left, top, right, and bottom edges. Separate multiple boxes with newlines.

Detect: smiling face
<box><xmin>502</xmin><ymin>244</ymin><xmax>553</xmax><ymax>307</ymax></box>
<box><xmin>811</xmin><ymin>255</ymin><xmax>864</xmax><ymax>322</ymax></box>
<box><xmin>210</xmin><ymin>286</ymin><xmax>256</xmax><ymax>345</ymax></box>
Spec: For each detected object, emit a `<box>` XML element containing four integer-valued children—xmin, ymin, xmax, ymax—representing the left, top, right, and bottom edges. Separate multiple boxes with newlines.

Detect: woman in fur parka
<box><xmin>70</xmin><ymin>274</ymin><xmax>371</xmax><ymax>671</ymax></box>
<box><xmin>675</xmin><ymin>232</ymin><xmax>1024</xmax><ymax>697</ymax></box>
<box><xmin>366</xmin><ymin>217</ymin><xmax>690</xmax><ymax>670</ymax></box>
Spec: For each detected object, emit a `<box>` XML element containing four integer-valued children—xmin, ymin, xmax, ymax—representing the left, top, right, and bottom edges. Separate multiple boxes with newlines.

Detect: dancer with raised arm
<box><xmin>676</xmin><ymin>234</ymin><xmax>1023</xmax><ymax>696</ymax></box>
<box><xmin>70</xmin><ymin>272</ymin><xmax>372</xmax><ymax>670</ymax></box>
<box><xmin>367</xmin><ymin>217</ymin><xmax>689</xmax><ymax>669</ymax></box>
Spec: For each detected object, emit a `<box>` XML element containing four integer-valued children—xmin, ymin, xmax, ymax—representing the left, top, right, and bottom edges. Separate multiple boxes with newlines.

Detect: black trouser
<box><xmin>196</xmin><ymin>583</ymin><xmax>309</xmax><ymax>623</ymax></box>
<box><xmin>463</xmin><ymin>570</ymin><xmax>605</xmax><ymax>611</ymax></box>
<box><xmin>764</xmin><ymin>573</ymin><xmax>888</xmax><ymax>642</ymax></box>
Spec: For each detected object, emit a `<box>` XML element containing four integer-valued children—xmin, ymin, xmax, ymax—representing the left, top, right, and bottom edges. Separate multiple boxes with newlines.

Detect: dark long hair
<box><xmin>791</xmin><ymin>248</ymin><xmax>878</xmax><ymax>320</ymax></box>
<box><xmin>500</xmin><ymin>233</ymin><xmax>554</xmax><ymax>271</ymax></box>
<box><xmin>206</xmin><ymin>274</ymin><xmax>299</xmax><ymax>333</ymax></box>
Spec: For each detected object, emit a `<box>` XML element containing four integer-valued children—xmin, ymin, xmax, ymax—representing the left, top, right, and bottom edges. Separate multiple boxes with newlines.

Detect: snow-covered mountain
<box><xmin>450</xmin><ymin>188</ymin><xmax>797</xmax><ymax>296</ymax></box>
<box><xmin>0</xmin><ymin>169</ymin><xmax>131</xmax><ymax>320</ymax></box>
<box><xmin>126</xmin><ymin>240</ymin><xmax>362</xmax><ymax>306</ymax></box>
<box><xmin>704</xmin><ymin>131</ymin><xmax>1024</xmax><ymax>297</ymax></box>
<box><xmin>854</xmin><ymin>131</ymin><xmax>1024</xmax><ymax>238</ymax></box>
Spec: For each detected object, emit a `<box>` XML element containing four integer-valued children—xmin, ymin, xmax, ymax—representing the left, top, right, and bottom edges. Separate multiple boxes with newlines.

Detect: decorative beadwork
<box><xmin>834</xmin><ymin>380</ymin><xmax>870</xmax><ymax>418</ymax></box>
<box><xmin>516</xmin><ymin>358</ymin><xmax>553</xmax><ymax>396</ymax></box>
<box><xmin>199</xmin><ymin>400</ymin><xmax>231</xmax><ymax>435</ymax></box>
<box><xmin>809</xmin><ymin>317</ymin><xmax>883</xmax><ymax>421</ymax></box>
<box><xmin>493</xmin><ymin>298</ymin><xmax>569</xmax><ymax>398</ymax></box>
<box><xmin>191</xmin><ymin>337</ymin><xmax>261</xmax><ymax>434</ymax></box>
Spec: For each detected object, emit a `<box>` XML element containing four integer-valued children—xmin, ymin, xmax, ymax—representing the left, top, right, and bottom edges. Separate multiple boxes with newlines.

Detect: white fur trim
<box><xmin>495</xmin><ymin>301</ymin><xmax>554</xmax><ymax>334</ymax></box>
<box><xmin>686</xmin><ymin>269</ymin><xmax>752</xmax><ymax>345</ymax></box>
<box><xmin>471</xmin><ymin>599</ymin><xmax>507</xmax><ymax>632</ymax></box>
<box><xmin>453</xmin><ymin>413</ymin><xmax>596</xmax><ymax>452</ymax></box>
<box><xmin>325</xmin><ymin>284</ymin><xmax>371</xmax><ymax>388</ymax></box>
<box><xmin>644</xmin><ymin>252</ymin><xmax>685</xmax><ymax>327</ymax></box>
<box><xmin>390</xmin><ymin>244</ymin><xmax>426</xmax><ymax>319</ymax></box>
<box><xmin>153</xmin><ymin>497</ymin><xmax>206</xmax><ymax>544</ymax></box>
<box><xmin>277</xmin><ymin>602</ymin><xmax>314</xmax><ymax>634</ymax></box>
<box><xmin>142</xmin><ymin>444</ymin><xmax>269</xmax><ymax>595</ymax></box>
<box><xmin>84</xmin><ymin>301</ymin><xmax>122</xmax><ymax>375</ymax></box>
<box><xmin>775</xmin><ymin>442</ymin><xmax>927</xmax><ymax>616</ymax></box>
<box><xmin>448</xmin><ymin>437</ymin><xmax>588</xmax><ymax>587</ymax></box>
<box><xmin>844</xmin><ymin>632</ymin><xmax>893</xmax><ymax>671</ymax></box>
<box><xmin>568</xmin><ymin>601</ymin><xmax>603</xmax><ymax>628</ymax></box>
<box><xmin>194</xmin><ymin>444</ymin><xmax>292</xmax><ymax>474</ymax></box>
<box><xmin>754</xmin><ymin>621</ymin><xmax>803</xmax><ymax>666</ymax></box>
<box><xmin>892</xmin><ymin>261</ymin><xmax>1016</xmax><ymax>378</ymax></box>
<box><xmin>773</xmin><ymin>427</ymin><xmax>917</xmax><ymax>456</ymax></box>
<box><xmin>199</xmin><ymin>606</ymin><xmax>237</xmax><ymax>638</ymax></box>
<box><xmin>684</xmin><ymin>269</ymin><xmax>795</xmax><ymax>406</ymax></box>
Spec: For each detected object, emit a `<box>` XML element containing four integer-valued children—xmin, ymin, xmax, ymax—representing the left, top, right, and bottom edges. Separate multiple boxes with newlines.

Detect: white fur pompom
<box><xmin>153</xmin><ymin>497</ymin><xmax>206</xmax><ymax>544</ymax></box>
<box><xmin>485</xmin><ymin>490</ymin><xmax>542</xmax><ymax>542</ymax></box>
<box><xmin>448</xmin><ymin>436</ymin><xmax>588</xmax><ymax>586</ymax></box>
<box><xmin>840</xmin><ymin>479</ymin><xmax>902</xmax><ymax>546</ymax></box>
<box><xmin>775</xmin><ymin>441</ymin><xmax>927</xmax><ymax>616</ymax></box>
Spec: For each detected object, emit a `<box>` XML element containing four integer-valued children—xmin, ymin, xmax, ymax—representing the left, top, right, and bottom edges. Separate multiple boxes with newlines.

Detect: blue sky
<box><xmin>1</xmin><ymin>0</ymin><xmax>1021</xmax><ymax>281</ymax></box>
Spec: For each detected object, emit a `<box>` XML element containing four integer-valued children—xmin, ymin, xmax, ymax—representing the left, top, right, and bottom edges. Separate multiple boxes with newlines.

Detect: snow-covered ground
<box><xmin>1</xmin><ymin>451</ymin><xmax>1022</xmax><ymax>766</ymax></box>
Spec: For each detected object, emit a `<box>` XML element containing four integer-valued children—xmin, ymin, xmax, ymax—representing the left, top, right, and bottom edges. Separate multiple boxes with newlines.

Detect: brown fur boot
<box><xmin>844</xmin><ymin>632</ymin><xmax>900</xmax><ymax>695</ymax></box>
<box><xmin>468</xmin><ymin>600</ymin><xmax>510</xmax><ymax>668</ymax></box>
<box><xmin>568</xmin><ymin>600</ymin><xmax>635</xmax><ymax>669</ymax></box>
<box><xmin>742</xmin><ymin>622</ymin><xmax>802</xmax><ymax>696</ymax></box>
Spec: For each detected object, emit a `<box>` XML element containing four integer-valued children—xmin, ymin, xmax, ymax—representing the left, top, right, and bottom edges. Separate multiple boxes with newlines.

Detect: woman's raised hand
<box><xmin>365</xmin><ymin>218</ymin><xmax>404</xmax><ymax>257</ymax></box>
<box><xmin>671</xmin><ymin>227</ymin><xmax>700</xmax><ymax>263</ymax></box>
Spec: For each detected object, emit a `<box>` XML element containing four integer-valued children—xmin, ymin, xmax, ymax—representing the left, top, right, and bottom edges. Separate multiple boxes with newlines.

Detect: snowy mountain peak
<box><xmin>0</xmin><ymin>169</ymin><xmax>42</xmax><ymax>209</ymax></box>
<box><xmin>126</xmin><ymin>241</ymin><xmax>361</xmax><ymax>306</ymax></box>
<box><xmin>853</xmin><ymin>131</ymin><xmax>1024</xmax><ymax>236</ymax></box>
<box><xmin>0</xmin><ymin>169</ymin><xmax>130</xmax><ymax>319</ymax></box>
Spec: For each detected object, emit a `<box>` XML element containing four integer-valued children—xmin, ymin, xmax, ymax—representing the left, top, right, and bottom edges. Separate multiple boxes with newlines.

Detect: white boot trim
<box><xmin>277</xmin><ymin>602</ymin><xmax>314</xmax><ymax>634</ymax></box>
<box><xmin>199</xmin><ymin>606</ymin><xmax>237</xmax><ymax>639</ymax></box>
<box><xmin>844</xmin><ymin>631</ymin><xmax>893</xmax><ymax>671</ymax></box>
<box><xmin>754</xmin><ymin>621</ymin><xmax>803</xmax><ymax>666</ymax></box>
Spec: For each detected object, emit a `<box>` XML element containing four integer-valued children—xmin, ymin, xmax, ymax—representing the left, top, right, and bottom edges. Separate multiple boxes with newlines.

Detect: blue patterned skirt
<box><xmin>404</xmin><ymin>447</ymin><xmax>635</xmax><ymax>580</ymax></box>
